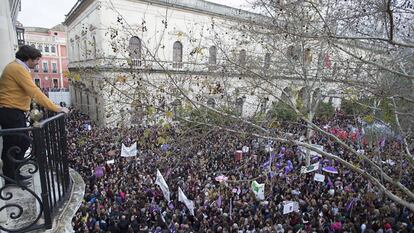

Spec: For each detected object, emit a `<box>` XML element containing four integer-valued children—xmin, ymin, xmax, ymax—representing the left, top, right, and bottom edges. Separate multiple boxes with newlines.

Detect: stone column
<box><xmin>0</xmin><ymin>0</ymin><xmax>17</xmax><ymax>227</ymax></box>
<box><xmin>0</xmin><ymin>0</ymin><xmax>17</xmax><ymax>72</ymax></box>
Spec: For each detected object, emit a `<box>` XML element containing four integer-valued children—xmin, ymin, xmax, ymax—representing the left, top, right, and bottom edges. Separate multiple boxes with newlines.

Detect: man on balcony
<box><xmin>0</xmin><ymin>45</ymin><xmax>69</xmax><ymax>185</ymax></box>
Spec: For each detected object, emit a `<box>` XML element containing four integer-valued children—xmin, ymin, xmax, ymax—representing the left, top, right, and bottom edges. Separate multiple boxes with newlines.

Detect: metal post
<box><xmin>59</xmin><ymin>116</ymin><xmax>70</xmax><ymax>190</ymax></box>
<box><xmin>32</xmin><ymin>127</ymin><xmax>52</xmax><ymax>229</ymax></box>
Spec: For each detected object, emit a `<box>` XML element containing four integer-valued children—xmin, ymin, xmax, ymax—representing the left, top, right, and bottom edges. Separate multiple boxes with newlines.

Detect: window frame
<box><xmin>128</xmin><ymin>36</ymin><xmax>142</xmax><ymax>66</ymax></box>
<box><xmin>52</xmin><ymin>62</ymin><xmax>58</xmax><ymax>73</ymax></box>
<box><xmin>239</xmin><ymin>49</ymin><xmax>246</xmax><ymax>67</ymax></box>
<box><xmin>209</xmin><ymin>46</ymin><xmax>217</xmax><ymax>65</ymax></box>
<box><xmin>172</xmin><ymin>41</ymin><xmax>183</xmax><ymax>68</ymax></box>
<box><xmin>42</xmin><ymin>61</ymin><xmax>49</xmax><ymax>73</ymax></box>
<box><xmin>52</xmin><ymin>78</ymin><xmax>59</xmax><ymax>89</ymax></box>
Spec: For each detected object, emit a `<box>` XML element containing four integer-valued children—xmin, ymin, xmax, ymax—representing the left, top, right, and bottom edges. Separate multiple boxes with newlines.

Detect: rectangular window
<box><xmin>44</xmin><ymin>46</ymin><xmax>50</xmax><ymax>53</ymax></box>
<box><xmin>34</xmin><ymin>64</ymin><xmax>39</xmax><ymax>72</ymax></box>
<box><xmin>34</xmin><ymin>78</ymin><xmax>41</xmax><ymax>87</ymax></box>
<box><xmin>52</xmin><ymin>63</ymin><xmax>57</xmax><ymax>73</ymax></box>
<box><xmin>42</xmin><ymin>62</ymin><xmax>48</xmax><ymax>73</ymax></box>
<box><xmin>51</xmin><ymin>46</ymin><xmax>56</xmax><ymax>53</ymax></box>
<box><xmin>95</xmin><ymin>97</ymin><xmax>99</xmax><ymax>122</ymax></box>
<box><xmin>52</xmin><ymin>79</ymin><xmax>59</xmax><ymax>89</ymax></box>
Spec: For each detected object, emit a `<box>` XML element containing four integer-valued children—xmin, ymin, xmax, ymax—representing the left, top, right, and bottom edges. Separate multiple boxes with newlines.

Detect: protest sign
<box><xmin>314</xmin><ymin>173</ymin><xmax>325</xmax><ymax>182</ymax></box>
<box><xmin>300</xmin><ymin>162</ymin><xmax>319</xmax><ymax>174</ymax></box>
<box><xmin>121</xmin><ymin>142</ymin><xmax>138</xmax><ymax>157</ymax></box>
<box><xmin>283</xmin><ymin>201</ymin><xmax>299</xmax><ymax>214</ymax></box>
<box><xmin>251</xmin><ymin>181</ymin><xmax>265</xmax><ymax>200</ymax></box>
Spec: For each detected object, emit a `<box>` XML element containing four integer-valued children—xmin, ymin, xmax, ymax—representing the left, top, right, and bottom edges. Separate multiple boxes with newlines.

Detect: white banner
<box><xmin>106</xmin><ymin>159</ymin><xmax>115</xmax><ymax>165</ymax></box>
<box><xmin>121</xmin><ymin>142</ymin><xmax>138</xmax><ymax>157</ymax></box>
<box><xmin>251</xmin><ymin>181</ymin><xmax>265</xmax><ymax>200</ymax></box>
<box><xmin>300</xmin><ymin>162</ymin><xmax>320</xmax><ymax>174</ymax></box>
<box><xmin>178</xmin><ymin>187</ymin><xmax>195</xmax><ymax>215</ymax></box>
<box><xmin>242</xmin><ymin>146</ymin><xmax>249</xmax><ymax>153</ymax></box>
<box><xmin>314</xmin><ymin>173</ymin><xmax>325</xmax><ymax>182</ymax></box>
<box><xmin>155</xmin><ymin>169</ymin><xmax>170</xmax><ymax>202</ymax></box>
<box><xmin>283</xmin><ymin>201</ymin><xmax>299</xmax><ymax>214</ymax></box>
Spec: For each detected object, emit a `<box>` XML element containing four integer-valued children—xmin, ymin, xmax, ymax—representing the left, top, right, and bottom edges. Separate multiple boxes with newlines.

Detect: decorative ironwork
<box><xmin>0</xmin><ymin>112</ymin><xmax>71</xmax><ymax>232</ymax></box>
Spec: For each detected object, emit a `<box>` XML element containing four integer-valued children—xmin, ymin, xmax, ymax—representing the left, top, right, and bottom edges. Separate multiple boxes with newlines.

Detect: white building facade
<box><xmin>0</xmin><ymin>0</ymin><xmax>21</xmax><ymax>72</ymax></box>
<box><xmin>64</xmin><ymin>0</ymin><xmax>342</xmax><ymax>127</ymax></box>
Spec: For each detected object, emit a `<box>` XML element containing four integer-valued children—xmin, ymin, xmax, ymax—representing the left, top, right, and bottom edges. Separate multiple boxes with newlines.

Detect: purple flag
<box><xmin>262</xmin><ymin>152</ymin><xmax>276</xmax><ymax>169</ymax></box>
<box><xmin>346</xmin><ymin>198</ymin><xmax>356</xmax><ymax>211</ymax></box>
<box><xmin>322</xmin><ymin>166</ymin><xmax>338</xmax><ymax>174</ymax></box>
<box><xmin>261</xmin><ymin>160</ymin><xmax>271</xmax><ymax>169</ymax></box>
<box><xmin>379</xmin><ymin>138</ymin><xmax>386</xmax><ymax>150</ymax></box>
<box><xmin>217</xmin><ymin>194</ymin><xmax>222</xmax><ymax>208</ymax></box>
<box><xmin>161</xmin><ymin>144</ymin><xmax>170</xmax><ymax>151</ymax></box>
<box><xmin>95</xmin><ymin>166</ymin><xmax>104</xmax><ymax>178</ymax></box>
<box><xmin>168</xmin><ymin>201</ymin><xmax>175</xmax><ymax>210</ymax></box>
<box><xmin>327</xmin><ymin>177</ymin><xmax>333</xmax><ymax>189</ymax></box>
<box><xmin>284</xmin><ymin>160</ymin><xmax>293</xmax><ymax>174</ymax></box>
<box><xmin>169</xmin><ymin>223</ymin><xmax>177</xmax><ymax>233</ymax></box>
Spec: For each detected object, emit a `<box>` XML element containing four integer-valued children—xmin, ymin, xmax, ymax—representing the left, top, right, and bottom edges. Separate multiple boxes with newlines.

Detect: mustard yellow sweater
<box><xmin>0</xmin><ymin>61</ymin><xmax>59</xmax><ymax>112</ymax></box>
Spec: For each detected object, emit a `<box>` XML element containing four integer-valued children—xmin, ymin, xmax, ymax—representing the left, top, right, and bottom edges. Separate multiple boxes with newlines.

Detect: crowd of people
<box><xmin>66</xmin><ymin>110</ymin><xmax>414</xmax><ymax>233</ymax></box>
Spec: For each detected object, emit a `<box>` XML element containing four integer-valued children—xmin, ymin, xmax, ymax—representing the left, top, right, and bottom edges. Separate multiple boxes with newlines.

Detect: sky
<box><xmin>18</xmin><ymin>0</ymin><xmax>249</xmax><ymax>28</ymax></box>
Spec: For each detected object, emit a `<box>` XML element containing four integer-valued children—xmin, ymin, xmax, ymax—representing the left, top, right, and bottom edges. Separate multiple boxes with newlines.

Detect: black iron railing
<box><xmin>0</xmin><ymin>113</ymin><xmax>71</xmax><ymax>232</ymax></box>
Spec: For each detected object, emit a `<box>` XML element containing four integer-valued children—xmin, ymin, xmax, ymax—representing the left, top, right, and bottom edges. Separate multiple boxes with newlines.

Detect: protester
<box><xmin>67</xmin><ymin>110</ymin><xmax>413</xmax><ymax>233</ymax></box>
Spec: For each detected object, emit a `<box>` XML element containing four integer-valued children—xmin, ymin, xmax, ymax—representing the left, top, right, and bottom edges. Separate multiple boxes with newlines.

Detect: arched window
<box><xmin>304</xmin><ymin>48</ymin><xmax>312</xmax><ymax>64</ymax></box>
<box><xmin>77</xmin><ymin>41</ymin><xmax>80</xmax><ymax>61</ymax></box>
<box><xmin>83</xmin><ymin>40</ymin><xmax>88</xmax><ymax>59</ymax></box>
<box><xmin>129</xmin><ymin>36</ymin><xmax>141</xmax><ymax>66</ymax></box>
<box><xmin>173</xmin><ymin>41</ymin><xmax>183</xmax><ymax>68</ymax></box>
<box><xmin>209</xmin><ymin>46</ymin><xmax>217</xmax><ymax>65</ymax></box>
<box><xmin>287</xmin><ymin>45</ymin><xmax>299</xmax><ymax>60</ymax></box>
<box><xmin>70</xmin><ymin>40</ymin><xmax>74</xmax><ymax>61</ymax></box>
<box><xmin>95</xmin><ymin>97</ymin><xmax>99</xmax><ymax>122</ymax></box>
<box><xmin>264</xmin><ymin>53</ymin><xmax>271</xmax><ymax>69</ymax></box>
<box><xmin>260</xmin><ymin>97</ymin><xmax>269</xmax><ymax>113</ymax></box>
<box><xmin>207</xmin><ymin>98</ymin><xmax>216</xmax><ymax>108</ymax></box>
<box><xmin>92</xmin><ymin>36</ymin><xmax>97</xmax><ymax>58</ymax></box>
<box><xmin>239</xmin><ymin>49</ymin><xmax>246</xmax><ymax>66</ymax></box>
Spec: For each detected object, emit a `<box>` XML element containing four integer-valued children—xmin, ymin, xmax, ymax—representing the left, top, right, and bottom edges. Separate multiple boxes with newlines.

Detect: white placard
<box><xmin>121</xmin><ymin>142</ymin><xmax>138</xmax><ymax>157</ymax></box>
<box><xmin>314</xmin><ymin>173</ymin><xmax>325</xmax><ymax>182</ymax></box>
<box><xmin>283</xmin><ymin>201</ymin><xmax>299</xmax><ymax>214</ymax></box>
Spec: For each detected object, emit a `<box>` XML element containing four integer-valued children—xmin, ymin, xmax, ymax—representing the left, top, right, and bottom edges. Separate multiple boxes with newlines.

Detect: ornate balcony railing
<box><xmin>0</xmin><ymin>112</ymin><xmax>71</xmax><ymax>232</ymax></box>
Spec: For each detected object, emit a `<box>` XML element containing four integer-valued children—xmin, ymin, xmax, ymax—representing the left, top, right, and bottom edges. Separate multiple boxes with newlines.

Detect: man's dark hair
<box><xmin>15</xmin><ymin>45</ymin><xmax>42</xmax><ymax>62</ymax></box>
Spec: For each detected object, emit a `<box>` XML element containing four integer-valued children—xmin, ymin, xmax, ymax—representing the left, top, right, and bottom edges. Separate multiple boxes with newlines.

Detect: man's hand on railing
<box><xmin>58</xmin><ymin>107</ymin><xmax>70</xmax><ymax>114</ymax></box>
